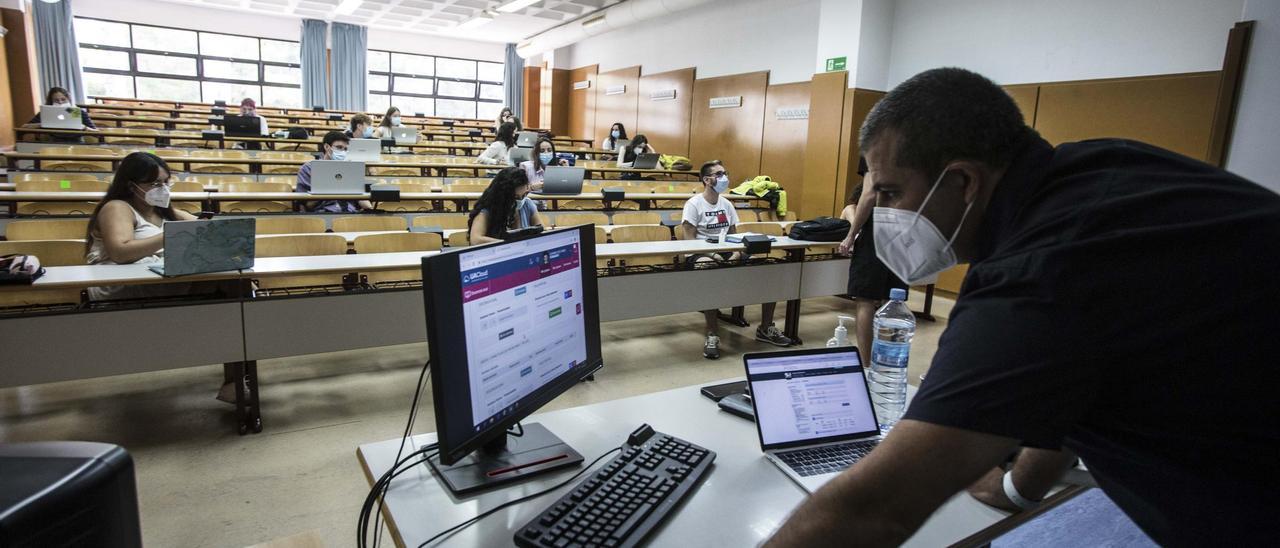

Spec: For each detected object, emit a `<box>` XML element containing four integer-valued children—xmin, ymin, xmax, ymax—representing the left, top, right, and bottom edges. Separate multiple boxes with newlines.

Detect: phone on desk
<box><xmin>197</xmin><ymin>211</ymin><xmax>216</xmax><ymax>220</ymax></box>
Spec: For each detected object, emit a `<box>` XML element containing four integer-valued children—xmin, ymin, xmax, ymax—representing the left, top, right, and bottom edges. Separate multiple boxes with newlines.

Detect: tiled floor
<box><xmin>0</xmin><ymin>292</ymin><xmax>953</xmax><ymax>547</ymax></box>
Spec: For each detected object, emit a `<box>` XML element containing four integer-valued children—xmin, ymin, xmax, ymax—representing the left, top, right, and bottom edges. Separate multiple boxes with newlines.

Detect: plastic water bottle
<box><xmin>869</xmin><ymin>288</ymin><xmax>914</xmax><ymax>433</ymax></box>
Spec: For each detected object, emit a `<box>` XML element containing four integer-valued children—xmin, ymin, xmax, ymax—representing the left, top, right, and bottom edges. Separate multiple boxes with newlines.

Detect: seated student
<box><xmin>373</xmin><ymin>106</ymin><xmax>403</xmax><ymax>139</ymax></box>
<box><xmin>519</xmin><ymin>137</ymin><xmax>572</xmax><ymax>191</ymax></box>
<box><xmin>601</xmin><ymin>122</ymin><xmax>628</xmax><ymax>158</ymax></box>
<box><xmin>477</xmin><ymin>121</ymin><xmax>518</xmax><ymax>166</ymax></box>
<box><xmin>83</xmin><ymin>152</ymin><xmax>198</xmax><ymax>301</ymax></box>
<box><xmin>344</xmin><ymin>114</ymin><xmax>374</xmax><ymax>140</ymax></box>
<box><xmin>619</xmin><ymin>134</ymin><xmax>656</xmax><ymax>168</ymax></box>
<box><xmin>238</xmin><ymin>98</ymin><xmax>270</xmax><ymax>135</ymax></box>
<box><xmin>468</xmin><ymin>167</ymin><xmax>544</xmax><ymax>245</ymax></box>
<box><xmin>26</xmin><ymin>87</ymin><xmax>98</xmax><ymax>143</ymax></box>
<box><xmin>294</xmin><ymin>131</ymin><xmax>373</xmax><ymax>213</ymax></box>
<box><xmin>494</xmin><ymin>107</ymin><xmax>514</xmax><ymax>133</ymax></box>
<box><xmin>682</xmin><ymin>160</ymin><xmax>792</xmax><ymax>358</ymax></box>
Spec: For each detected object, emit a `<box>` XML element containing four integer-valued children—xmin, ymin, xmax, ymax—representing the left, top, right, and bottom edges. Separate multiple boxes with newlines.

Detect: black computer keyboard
<box><xmin>775</xmin><ymin>439</ymin><xmax>879</xmax><ymax>477</ymax></box>
<box><xmin>514</xmin><ymin>424</ymin><xmax>715</xmax><ymax>548</ymax></box>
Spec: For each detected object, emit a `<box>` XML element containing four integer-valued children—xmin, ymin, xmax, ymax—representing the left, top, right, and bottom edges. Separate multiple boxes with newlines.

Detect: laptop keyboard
<box><xmin>776</xmin><ymin>439</ymin><xmax>879</xmax><ymax>477</ymax></box>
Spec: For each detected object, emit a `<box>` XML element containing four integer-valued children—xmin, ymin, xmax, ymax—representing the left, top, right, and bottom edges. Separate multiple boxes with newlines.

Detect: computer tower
<box><xmin>0</xmin><ymin>442</ymin><xmax>142</xmax><ymax>547</ymax></box>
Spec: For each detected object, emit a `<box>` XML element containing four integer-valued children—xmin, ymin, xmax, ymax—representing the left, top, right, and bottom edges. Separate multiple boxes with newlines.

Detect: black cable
<box><xmin>359</xmin><ymin>444</ymin><xmax>438</xmax><ymax>548</ymax></box>
<box><xmin>416</xmin><ymin>446</ymin><xmax>623</xmax><ymax>548</ymax></box>
<box><xmin>359</xmin><ymin>358</ymin><xmax>432</xmax><ymax>548</ymax></box>
<box><xmin>508</xmin><ymin>421</ymin><xmax>524</xmax><ymax>437</ymax></box>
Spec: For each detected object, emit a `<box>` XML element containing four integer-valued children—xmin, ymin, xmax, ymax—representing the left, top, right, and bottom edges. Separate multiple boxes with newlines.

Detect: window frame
<box><xmin>368</xmin><ymin>48</ymin><xmax>502</xmax><ymax>118</ymax></box>
<box><xmin>76</xmin><ymin>16</ymin><xmax>301</xmax><ymax>104</ymax></box>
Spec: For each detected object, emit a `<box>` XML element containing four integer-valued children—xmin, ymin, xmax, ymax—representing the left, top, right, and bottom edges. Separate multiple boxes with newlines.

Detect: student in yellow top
<box><xmin>374</xmin><ymin>106</ymin><xmax>403</xmax><ymax>139</ymax></box>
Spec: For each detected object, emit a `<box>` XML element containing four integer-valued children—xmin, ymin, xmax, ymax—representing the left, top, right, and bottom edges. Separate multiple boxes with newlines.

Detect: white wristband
<box><xmin>1002</xmin><ymin>470</ymin><xmax>1040</xmax><ymax>510</ymax></box>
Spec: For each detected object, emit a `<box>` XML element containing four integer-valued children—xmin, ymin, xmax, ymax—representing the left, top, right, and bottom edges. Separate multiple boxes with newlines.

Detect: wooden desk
<box><xmin>86</xmin><ymin>97</ymin><xmax>492</xmax><ymax>127</ymax></box>
<box><xmin>82</xmin><ymin>103</ymin><xmax>491</xmax><ymax>132</ymax></box>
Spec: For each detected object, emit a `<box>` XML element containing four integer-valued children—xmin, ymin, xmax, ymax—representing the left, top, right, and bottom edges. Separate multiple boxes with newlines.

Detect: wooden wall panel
<box><xmin>1034</xmin><ymin>72</ymin><xmax>1221</xmax><ymax>161</ymax></box>
<box><xmin>594</xmin><ymin>66</ymin><xmax>640</xmax><ymax>149</ymax></box>
<box><xmin>540</xmin><ymin>67</ymin><xmax>569</xmax><ymax>136</ymax></box>
<box><xmin>1004</xmin><ymin>84</ymin><xmax>1040</xmax><ymax>126</ymax></box>
<box><xmin>690</xmin><ymin>71</ymin><xmax>769</xmax><ymax>178</ymax></box>
<box><xmin>637</xmin><ymin>67</ymin><xmax>694</xmax><ymax>157</ymax></box>
<box><xmin>3</xmin><ymin>8</ymin><xmax>38</xmax><ymax>126</ymax></box>
<box><xmin>760</xmin><ymin>82</ymin><xmax>810</xmax><ymax>199</ymax></box>
<box><xmin>0</xmin><ymin>22</ymin><xmax>14</xmax><ymax>149</ymax></box>
<box><xmin>834</xmin><ymin>89</ymin><xmax>886</xmax><ymax>215</ymax></box>
<box><xmin>567</xmin><ymin>65</ymin><xmax>598</xmax><ymax>141</ymax></box>
<box><xmin>522</xmin><ymin>66</ymin><xmax>541</xmax><ymax>129</ymax></box>
<box><xmin>797</xmin><ymin>71</ymin><xmax>848</xmax><ymax>219</ymax></box>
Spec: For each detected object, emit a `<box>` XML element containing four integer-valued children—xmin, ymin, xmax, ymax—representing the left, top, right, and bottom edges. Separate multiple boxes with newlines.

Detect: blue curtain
<box><xmin>504</xmin><ymin>43</ymin><xmax>525</xmax><ymax>119</ymax></box>
<box><xmin>33</xmin><ymin>0</ymin><xmax>85</xmax><ymax>103</ymax></box>
<box><xmin>330</xmin><ymin>22</ymin><xmax>368</xmax><ymax>112</ymax></box>
<box><xmin>300</xmin><ymin>19</ymin><xmax>329</xmax><ymax>109</ymax></box>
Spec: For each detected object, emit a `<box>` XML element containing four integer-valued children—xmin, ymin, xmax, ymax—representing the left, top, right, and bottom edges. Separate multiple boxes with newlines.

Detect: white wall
<box><xmin>562</xmin><ymin>0</ymin><xmax>820</xmax><ymax>84</ymax></box>
<box><xmin>814</xmin><ymin>0</ymin><xmax>861</xmax><ymax>76</ymax></box>
<box><xmin>1227</xmin><ymin>0</ymin><xmax>1280</xmax><ymax>193</ymax></box>
<box><xmin>71</xmin><ymin>0</ymin><xmax>503</xmax><ymax>61</ymax></box>
<box><xmin>884</xmin><ymin>0</ymin><xmax>1244</xmax><ymax>87</ymax></box>
<box><xmin>853</xmin><ymin>0</ymin><xmax>894</xmax><ymax>90</ymax></box>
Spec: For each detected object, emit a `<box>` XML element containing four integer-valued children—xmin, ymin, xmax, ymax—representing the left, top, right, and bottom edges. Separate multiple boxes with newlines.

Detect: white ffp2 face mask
<box><xmin>873</xmin><ymin>169</ymin><xmax>973</xmax><ymax>285</ymax></box>
<box><xmin>140</xmin><ymin>184</ymin><xmax>171</xmax><ymax>208</ymax></box>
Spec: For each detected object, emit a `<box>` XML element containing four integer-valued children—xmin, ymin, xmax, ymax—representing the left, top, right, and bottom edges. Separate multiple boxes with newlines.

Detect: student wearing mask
<box><xmin>765</xmin><ymin>68</ymin><xmax>1280</xmax><ymax>548</ymax></box>
<box><xmin>838</xmin><ymin>156</ymin><xmax>908</xmax><ymax>368</ymax></box>
<box><xmin>494</xmin><ymin>107</ymin><xmax>514</xmax><ymax>133</ymax></box>
<box><xmin>601</xmin><ymin>122</ymin><xmax>628</xmax><ymax>154</ymax></box>
<box><xmin>239</xmin><ymin>98</ymin><xmax>270</xmax><ymax>136</ymax></box>
<box><xmin>295</xmin><ymin>131</ymin><xmax>373</xmax><ymax>213</ymax></box>
<box><xmin>619</xmin><ymin>134</ymin><xmax>656</xmax><ymax>168</ymax></box>
<box><xmin>468</xmin><ymin>167</ymin><xmax>544</xmax><ymax>245</ymax></box>
<box><xmin>519</xmin><ymin>137</ymin><xmax>571</xmax><ymax>191</ymax></box>
<box><xmin>681</xmin><ymin>160</ymin><xmax>793</xmax><ymax>359</ymax></box>
<box><xmin>26</xmin><ymin>87</ymin><xmax>98</xmax><ymax>143</ymax></box>
<box><xmin>345</xmin><ymin>114</ymin><xmax>374</xmax><ymax>139</ymax></box>
<box><xmin>477</xmin><ymin>121</ymin><xmax>518</xmax><ymax>166</ymax></box>
<box><xmin>374</xmin><ymin>106</ymin><xmax>403</xmax><ymax>139</ymax></box>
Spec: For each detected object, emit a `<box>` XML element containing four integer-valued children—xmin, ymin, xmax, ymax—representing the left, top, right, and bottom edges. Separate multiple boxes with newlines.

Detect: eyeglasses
<box><xmin>137</xmin><ymin>181</ymin><xmax>174</xmax><ymax>189</ymax></box>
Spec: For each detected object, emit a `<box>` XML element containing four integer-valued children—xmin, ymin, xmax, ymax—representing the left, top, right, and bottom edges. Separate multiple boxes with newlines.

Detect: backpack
<box><xmin>788</xmin><ymin>217</ymin><xmax>851</xmax><ymax>241</ymax></box>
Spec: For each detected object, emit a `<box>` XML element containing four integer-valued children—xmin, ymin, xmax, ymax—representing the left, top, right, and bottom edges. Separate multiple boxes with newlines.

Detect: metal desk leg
<box><xmin>913</xmin><ymin>285</ymin><xmax>937</xmax><ymax>323</ymax></box>
<box><xmin>230</xmin><ymin>360</ymin><xmax>264</xmax><ymax>435</ymax></box>
<box><xmin>782</xmin><ymin>248</ymin><xmax>805</xmax><ymax>344</ymax></box>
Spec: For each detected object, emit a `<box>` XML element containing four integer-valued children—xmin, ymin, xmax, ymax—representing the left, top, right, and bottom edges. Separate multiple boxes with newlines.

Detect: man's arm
<box><xmin>765</xmin><ymin>419</ymin><xmax>1018</xmax><ymax>548</ymax></box>
<box><xmin>967</xmin><ymin>448</ymin><xmax>1078</xmax><ymax>512</ymax></box>
<box><xmin>680</xmin><ymin>222</ymin><xmax>698</xmax><ymax>241</ymax></box>
<box><xmin>838</xmin><ymin>177</ymin><xmax>877</xmax><ymax>255</ymax></box>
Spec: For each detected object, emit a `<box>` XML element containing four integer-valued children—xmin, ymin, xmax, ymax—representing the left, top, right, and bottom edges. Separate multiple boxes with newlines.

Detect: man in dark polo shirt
<box><xmin>766</xmin><ymin>68</ymin><xmax>1279</xmax><ymax>547</ymax></box>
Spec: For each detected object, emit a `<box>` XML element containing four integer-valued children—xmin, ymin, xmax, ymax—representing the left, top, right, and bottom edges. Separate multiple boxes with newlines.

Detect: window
<box><xmin>368</xmin><ymin>49</ymin><xmax>501</xmax><ymax>119</ymax></box>
<box><xmin>75</xmin><ymin>17</ymin><xmax>302</xmax><ymax>107</ymax></box>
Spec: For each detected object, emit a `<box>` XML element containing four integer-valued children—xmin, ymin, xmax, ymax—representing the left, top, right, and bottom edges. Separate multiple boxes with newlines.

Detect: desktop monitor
<box><xmin>422</xmin><ymin>225</ymin><xmax>604</xmax><ymax>495</ymax></box>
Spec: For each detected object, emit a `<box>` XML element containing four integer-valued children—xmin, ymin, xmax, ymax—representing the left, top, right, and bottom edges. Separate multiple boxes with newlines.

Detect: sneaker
<box><xmin>703</xmin><ymin>333</ymin><xmax>721</xmax><ymax>359</ymax></box>
<box><xmin>755</xmin><ymin>324</ymin><xmax>792</xmax><ymax>347</ymax></box>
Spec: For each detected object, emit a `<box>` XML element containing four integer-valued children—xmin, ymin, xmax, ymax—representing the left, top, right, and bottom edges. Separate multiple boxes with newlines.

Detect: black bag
<box><xmin>788</xmin><ymin>217</ymin><xmax>851</xmax><ymax>241</ymax></box>
<box><xmin>287</xmin><ymin>127</ymin><xmax>309</xmax><ymax>140</ymax></box>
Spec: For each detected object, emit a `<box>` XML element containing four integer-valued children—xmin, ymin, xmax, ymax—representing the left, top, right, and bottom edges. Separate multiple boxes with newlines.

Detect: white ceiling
<box><xmin>149</xmin><ymin>0</ymin><xmax>622</xmax><ymax>43</ymax></box>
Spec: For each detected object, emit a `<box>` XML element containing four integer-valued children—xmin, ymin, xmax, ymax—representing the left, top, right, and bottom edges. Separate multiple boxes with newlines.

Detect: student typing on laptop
<box><xmin>24</xmin><ymin>87</ymin><xmax>97</xmax><ymax>143</ymax></box>
<box><xmin>519</xmin><ymin>136</ymin><xmax>572</xmax><ymax>191</ymax></box>
<box><xmin>467</xmin><ymin>167</ymin><xmax>545</xmax><ymax>245</ymax></box>
<box><xmin>765</xmin><ymin>69</ymin><xmax>1280</xmax><ymax>547</ymax></box>
<box><xmin>295</xmin><ymin>131</ymin><xmax>374</xmax><ymax>213</ymax></box>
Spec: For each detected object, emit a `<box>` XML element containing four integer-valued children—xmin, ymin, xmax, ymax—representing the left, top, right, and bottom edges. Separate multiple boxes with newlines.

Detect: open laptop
<box><xmin>148</xmin><ymin>218</ymin><xmax>255</xmax><ymax>277</ymax></box>
<box><xmin>515</xmin><ymin>131</ymin><xmax>539</xmax><ymax>148</ymax></box>
<box><xmin>40</xmin><ymin>105</ymin><xmax>84</xmax><ymax>130</ymax></box>
<box><xmin>632</xmin><ymin>153</ymin><xmax>661</xmax><ymax>170</ymax></box>
<box><xmin>541</xmin><ymin>166</ymin><xmax>586</xmax><ymax>195</ymax></box>
<box><xmin>347</xmin><ymin>139</ymin><xmax>381</xmax><ymax>162</ymax></box>
<box><xmin>743</xmin><ymin>347</ymin><xmax>883</xmax><ymax>493</ymax></box>
<box><xmin>222</xmin><ymin>115</ymin><xmax>261</xmax><ymax>137</ymax></box>
<box><xmin>391</xmin><ymin>127</ymin><xmax>419</xmax><ymax>145</ymax></box>
<box><xmin>508</xmin><ymin>146</ymin><xmax>532</xmax><ymax>166</ymax></box>
<box><xmin>309</xmin><ymin>160</ymin><xmax>366</xmax><ymax>194</ymax></box>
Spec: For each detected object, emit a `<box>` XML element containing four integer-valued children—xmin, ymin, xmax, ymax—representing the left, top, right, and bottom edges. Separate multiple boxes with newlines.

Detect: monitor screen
<box><xmin>424</xmin><ymin>226</ymin><xmax>603</xmax><ymax>465</ymax></box>
<box><xmin>745</xmin><ymin>349</ymin><xmax>879</xmax><ymax>449</ymax></box>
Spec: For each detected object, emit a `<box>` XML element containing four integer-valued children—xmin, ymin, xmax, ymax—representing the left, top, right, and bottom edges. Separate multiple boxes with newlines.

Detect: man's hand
<box><xmin>838</xmin><ymin>235</ymin><xmax>855</xmax><ymax>255</ymax></box>
<box><xmin>966</xmin><ymin>467</ymin><xmax>1020</xmax><ymax>512</ymax></box>
<box><xmin>966</xmin><ymin>448</ymin><xmax>1077</xmax><ymax>513</ymax></box>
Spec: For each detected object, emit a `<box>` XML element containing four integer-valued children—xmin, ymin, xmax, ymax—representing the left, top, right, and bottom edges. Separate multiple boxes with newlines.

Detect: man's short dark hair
<box><xmin>859</xmin><ymin>67</ymin><xmax>1034</xmax><ymax>177</ymax></box>
<box><xmin>322</xmin><ymin>130</ymin><xmax>348</xmax><ymax>151</ymax></box>
<box><xmin>699</xmin><ymin>160</ymin><xmax>723</xmax><ymax>179</ymax></box>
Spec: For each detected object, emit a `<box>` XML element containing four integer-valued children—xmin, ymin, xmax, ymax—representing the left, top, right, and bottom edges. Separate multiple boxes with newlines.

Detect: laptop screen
<box><xmin>745</xmin><ymin>348</ymin><xmax>879</xmax><ymax>449</ymax></box>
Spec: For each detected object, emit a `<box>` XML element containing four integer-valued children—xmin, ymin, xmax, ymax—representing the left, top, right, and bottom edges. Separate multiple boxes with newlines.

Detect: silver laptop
<box><xmin>743</xmin><ymin>347</ymin><xmax>883</xmax><ymax>493</ymax></box>
<box><xmin>347</xmin><ymin>138</ymin><xmax>381</xmax><ymax>162</ymax></box>
<box><xmin>149</xmin><ymin>218</ymin><xmax>255</xmax><ymax>277</ymax></box>
<box><xmin>541</xmin><ymin>166</ymin><xmax>585</xmax><ymax>195</ymax></box>
<box><xmin>515</xmin><ymin>131</ymin><xmax>539</xmax><ymax>148</ymax></box>
<box><xmin>40</xmin><ymin>105</ymin><xmax>85</xmax><ymax>130</ymax></box>
<box><xmin>310</xmin><ymin>160</ymin><xmax>366</xmax><ymax>194</ymax></box>
<box><xmin>508</xmin><ymin>146</ymin><xmax>532</xmax><ymax>166</ymax></box>
<box><xmin>392</xmin><ymin>127</ymin><xmax>419</xmax><ymax>145</ymax></box>
<box><xmin>633</xmin><ymin>153</ymin><xmax>661</xmax><ymax>170</ymax></box>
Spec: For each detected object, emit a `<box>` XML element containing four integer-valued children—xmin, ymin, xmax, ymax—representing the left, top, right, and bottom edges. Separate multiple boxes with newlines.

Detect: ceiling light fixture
<box><xmin>457</xmin><ymin>11</ymin><xmax>496</xmax><ymax>30</ymax></box>
<box><xmin>581</xmin><ymin>14</ymin><xmax>607</xmax><ymax>29</ymax></box>
<box><xmin>496</xmin><ymin>0</ymin><xmax>543</xmax><ymax>13</ymax></box>
<box><xmin>334</xmin><ymin>0</ymin><xmax>363</xmax><ymax>16</ymax></box>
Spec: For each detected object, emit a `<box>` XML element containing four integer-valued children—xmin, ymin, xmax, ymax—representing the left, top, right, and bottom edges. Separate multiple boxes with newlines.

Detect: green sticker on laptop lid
<box><xmin>60</xmin><ymin>179</ymin><xmax>71</xmax><ymax>189</ymax></box>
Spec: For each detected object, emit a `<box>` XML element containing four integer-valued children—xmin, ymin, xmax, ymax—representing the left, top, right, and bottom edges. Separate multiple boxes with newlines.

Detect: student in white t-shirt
<box><xmin>681</xmin><ymin>160</ymin><xmax>793</xmax><ymax>359</ymax></box>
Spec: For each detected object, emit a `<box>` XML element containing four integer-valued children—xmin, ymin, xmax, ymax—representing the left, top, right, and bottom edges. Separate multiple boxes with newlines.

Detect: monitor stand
<box><xmin>427</xmin><ymin>422</ymin><xmax>584</xmax><ymax>496</ymax></box>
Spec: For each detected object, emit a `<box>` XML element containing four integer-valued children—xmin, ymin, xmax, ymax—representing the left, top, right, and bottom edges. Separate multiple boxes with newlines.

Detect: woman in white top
<box><xmin>477</xmin><ymin>121</ymin><xmax>519</xmax><ymax>165</ymax></box>
<box><xmin>494</xmin><ymin>107</ymin><xmax>514</xmax><ymax>133</ymax></box>
<box><xmin>373</xmin><ymin>106</ymin><xmax>403</xmax><ymax>139</ymax></box>
<box><xmin>601</xmin><ymin>122</ymin><xmax>628</xmax><ymax>157</ymax></box>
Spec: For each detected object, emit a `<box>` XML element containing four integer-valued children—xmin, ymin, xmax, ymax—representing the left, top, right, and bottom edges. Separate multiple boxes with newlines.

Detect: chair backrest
<box><xmin>6</xmin><ymin>219</ymin><xmax>90</xmax><ymax>241</ymax></box>
<box><xmin>736</xmin><ymin>222</ymin><xmax>786</xmax><ymax>236</ymax></box>
<box><xmin>66</xmin><ymin>146</ymin><xmax>119</xmax><ymax>157</ymax></box>
<box><xmin>553</xmin><ymin>212</ymin><xmax>609</xmax><ymax>228</ymax></box>
<box><xmin>255</xmin><ymin>217</ymin><xmax>326</xmax><ymax>235</ymax></box>
<box><xmin>171</xmin><ymin>181</ymin><xmax>203</xmax><ymax>192</ymax></box>
<box><xmin>16</xmin><ymin>180</ymin><xmax>108</xmax><ymax>192</ymax></box>
<box><xmin>262</xmin><ymin>175</ymin><xmax>297</xmax><ymax>185</ymax></box>
<box><xmin>254</xmin><ymin>234</ymin><xmax>347</xmax><ymax>258</ymax></box>
<box><xmin>353</xmin><ymin>232</ymin><xmax>442</xmax><ymax>254</ymax></box>
<box><xmin>446</xmin><ymin>231</ymin><xmax>470</xmax><ymax>247</ymax></box>
<box><xmin>395</xmin><ymin>182</ymin><xmax>437</xmax><ymax>194</ymax></box>
<box><xmin>190</xmin><ymin>150</ymin><xmax>249</xmax><ymax>159</ymax></box>
<box><xmin>448</xmin><ymin>183</ymin><xmax>490</xmax><ymax>193</ymax></box>
<box><xmin>11</xmin><ymin>172</ymin><xmax>102</xmax><ymax>184</ymax></box>
<box><xmin>611</xmin><ymin>212</ymin><xmax>661</xmax><ymax>225</ymax></box>
<box><xmin>413</xmin><ymin>214</ymin><xmax>470</xmax><ymax>230</ymax></box>
<box><xmin>0</xmin><ymin>240</ymin><xmax>87</xmax><ymax>266</ymax></box>
<box><xmin>556</xmin><ymin>199</ymin><xmax>602</xmax><ymax>211</ymax></box>
<box><xmin>594</xmin><ymin>226</ymin><xmax>608</xmax><ymax>245</ymax></box>
<box><xmin>149</xmin><ymin>148</ymin><xmax>188</xmax><ymax>158</ymax></box>
<box><xmin>609</xmin><ymin>225</ymin><xmax>672</xmax><ymax>243</ymax></box>
<box><xmin>185</xmin><ymin>174</ymin><xmax>255</xmax><ymax>186</ymax></box>
<box><xmin>332</xmin><ymin>216</ymin><xmax>408</xmax><ymax>232</ymax></box>
<box><xmin>217</xmin><ymin>182</ymin><xmax>293</xmax><ymax>193</ymax></box>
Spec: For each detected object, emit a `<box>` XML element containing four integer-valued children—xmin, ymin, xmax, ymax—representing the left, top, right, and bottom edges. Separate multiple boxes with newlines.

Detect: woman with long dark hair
<box><xmin>25</xmin><ymin>86</ymin><xmax>97</xmax><ymax>143</ymax></box>
<box><xmin>374</xmin><ymin>106</ymin><xmax>403</xmax><ymax>139</ymax></box>
<box><xmin>477</xmin><ymin>121</ymin><xmax>519</xmax><ymax>165</ymax></box>
<box><xmin>468</xmin><ymin>167</ymin><xmax>543</xmax><ymax>245</ymax></box>
<box><xmin>84</xmin><ymin>152</ymin><xmax>195</xmax><ymax>301</ymax></box>
<box><xmin>620</xmin><ymin>133</ymin><xmax>656</xmax><ymax>166</ymax></box>
<box><xmin>519</xmin><ymin>136</ymin><xmax>571</xmax><ymax>191</ymax></box>
<box><xmin>601</xmin><ymin>122</ymin><xmax>627</xmax><ymax>155</ymax></box>
<box><xmin>494</xmin><ymin>106</ymin><xmax>514</xmax><ymax>133</ymax></box>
